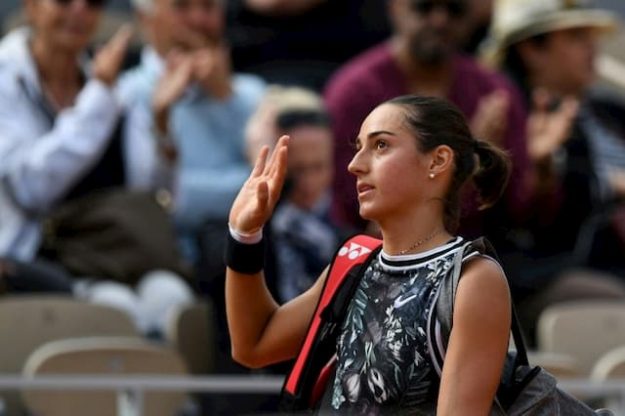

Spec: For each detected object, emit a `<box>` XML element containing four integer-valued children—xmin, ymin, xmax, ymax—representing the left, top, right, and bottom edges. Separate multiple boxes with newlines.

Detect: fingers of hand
<box><xmin>252</xmin><ymin>146</ymin><xmax>270</xmax><ymax>177</ymax></box>
<box><xmin>109</xmin><ymin>24</ymin><xmax>134</xmax><ymax>51</ymax></box>
<box><xmin>560</xmin><ymin>97</ymin><xmax>580</xmax><ymax>119</ymax></box>
<box><xmin>271</xmin><ymin>146</ymin><xmax>289</xmax><ymax>192</ymax></box>
<box><xmin>256</xmin><ymin>180</ymin><xmax>269</xmax><ymax>209</ymax></box>
<box><xmin>267</xmin><ymin>136</ymin><xmax>289</xmax><ymax>176</ymax></box>
<box><xmin>176</xmin><ymin>26</ymin><xmax>210</xmax><ymax>51</ymax></box>
<box><xmin>532</xmin><ymin>89</ymin><xmax>552</xmax><ymax>113</ymax></box>
<box><xmin>97</xmin><ymin>24</ymin><xmax>133</xmax><ymax>65</ymax></box>
<box><xmin>166</xmin><ymin>49</ymin><xmax>187</xmax><ymax>70</ymax></box>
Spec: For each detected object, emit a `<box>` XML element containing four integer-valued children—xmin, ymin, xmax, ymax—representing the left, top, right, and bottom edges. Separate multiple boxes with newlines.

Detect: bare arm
<box><xmin>437</xmin><ymin>258</ymin><xmax>511</xmax><ymax>416</ymax></box>
<box><xmin>244</xmin><ymin>0</ymin><xmax>327</xmax><ymax>16</ymax></box>
<box><xmin>226</xmin><ymin>265</ymin><xmax>326</xmax><ymax>368</ymax></box>
<box><xmin>225</xmin><ymin>136</ymin><xmax>324</xmax><ymax>368</ymax></box>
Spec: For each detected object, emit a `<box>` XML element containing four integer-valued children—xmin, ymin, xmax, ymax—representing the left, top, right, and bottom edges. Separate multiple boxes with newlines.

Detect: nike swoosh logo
<box><xmin>393</xmin><ymin>294</ymin><xmax>417</xmax><ymax>309</ymax></box>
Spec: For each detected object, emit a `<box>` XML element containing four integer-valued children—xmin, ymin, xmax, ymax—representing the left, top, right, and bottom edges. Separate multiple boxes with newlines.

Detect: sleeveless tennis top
<box><xmin>324</xmin><ymin>236</ymin><xmax>467</xmax><ymax>415</ymax></box>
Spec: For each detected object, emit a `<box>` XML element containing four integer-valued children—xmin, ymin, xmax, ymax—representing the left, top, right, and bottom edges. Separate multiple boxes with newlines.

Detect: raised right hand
<box><xmin>229</xmin><ymin>135</ymin><xmax>289</xmax><ymax>234</ymax></box>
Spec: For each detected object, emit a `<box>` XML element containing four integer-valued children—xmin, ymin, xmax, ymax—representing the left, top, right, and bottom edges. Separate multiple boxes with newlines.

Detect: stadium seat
<box><xmin>22</xmin><ymin>336</ymin><xmax>188</xmax><ymax>416</ymax></box>
<box><xmin>591</xmin><ymin>345</ymin><xmax>625</xmax><ymax>380</ymax></box>
<box><xmin>165</xmin><ymin>300</ymin><xmax>215</xmax><ymax>374</ymax></box>
<box><xmin>0</xmin><ymin>295</ymin><xmax>139</xmax><ymax>415</ymax></box>
<box><xmin>537</xmin><ymin>300</ymin><xmax>625</xmax><ymax>375</ymax></box>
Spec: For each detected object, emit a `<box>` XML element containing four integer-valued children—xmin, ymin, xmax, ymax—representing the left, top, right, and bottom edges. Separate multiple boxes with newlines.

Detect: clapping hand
<box><xmin>92</xmin><ymin>24</ymin><xmax>134</xmax><ymax>86</ymax></box>
<box><xmin>527</xmin><ymin>89</ymin><xmax>579</xmax><ymax>163</ymax></box>
<box><xmin>470</xmin><ymin>89</ymin><xmax>510</xmax><ymax>145</ymax></box>
<box><xmin>152</xmin><ymin>51</ymin><xmax>195</xmax><ymax>134</ymax></box>
<box><xmin>192</xmin><ymin>42</ymin><xmax>232</xmax><ymax>100</ymax></box>
<box><xmin>229</xmin><ymin>136</ymin><xmax>290</xmax><ymax>235</ymax></box>
<box><xmin>152</xmin><ymin>42</ymin><xmax>232</xmax><ymax>133</ymax></box>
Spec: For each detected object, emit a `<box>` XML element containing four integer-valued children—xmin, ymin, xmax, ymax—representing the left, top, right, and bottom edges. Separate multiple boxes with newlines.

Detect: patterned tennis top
<box><xmin>323</xmin><ymin>236</ymin><xmax>467</xmax><ymax>415</ymax></box>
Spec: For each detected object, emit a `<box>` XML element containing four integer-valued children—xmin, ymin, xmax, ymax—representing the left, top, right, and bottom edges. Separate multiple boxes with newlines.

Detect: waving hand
<box><xmin>229</xmin><ymin>135</ymin><xmax>290</xmax><ymax>234</ymax></box>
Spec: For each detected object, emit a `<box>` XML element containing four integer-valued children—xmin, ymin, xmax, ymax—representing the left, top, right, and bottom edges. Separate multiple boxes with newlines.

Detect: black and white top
<box><xmin>325</xmin><ymin>237</ymin><xmax>468</xmax><ymax>415</ymax></box>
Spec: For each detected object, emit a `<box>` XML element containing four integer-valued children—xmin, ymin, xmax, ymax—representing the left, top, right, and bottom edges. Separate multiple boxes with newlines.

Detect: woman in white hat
<box><xmin>483</xmin><ymin>0</ymin><xmax>625</xmax><ymax>342</ymax></box>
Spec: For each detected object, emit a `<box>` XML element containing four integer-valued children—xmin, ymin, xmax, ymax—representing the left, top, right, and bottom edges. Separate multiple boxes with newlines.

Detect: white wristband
<box><xmin>228</xmin><ymin>224</ymin><xmax>263</xmax><ymax>244</ymax></box>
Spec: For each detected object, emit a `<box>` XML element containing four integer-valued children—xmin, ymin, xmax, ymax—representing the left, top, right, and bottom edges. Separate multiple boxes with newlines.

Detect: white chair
<box><xmin>528</xmin><ymin>351</ymin><xmax>582</xmax><ymax>379</ymax></box>
<box><xmin>590</xmin><ymin>346</ymin><xmax>625</xmax><ymax>415</ymax></box>
<box><xmin>165</xmin><ymin>300</ymin><xmax>215</xmax><ymax>374</ymax></box>
<box><xmin>0</xmin><ymin>295</ymin><xmax>140</xmax><ymax>415</ymax></box>
<box><xmin>22</xmin><ymin>336</ymin><xmax>188</xmax><ymax>416</ymax></box>
<box><xmin>591</xmin><ymin>346</ymin><xmax>625</xmax><ymax>380</ymax></box>
<box><xmin>536</xmin><ymin>300</ymin><xmax>625</xmax><ymax>375</ymax></box>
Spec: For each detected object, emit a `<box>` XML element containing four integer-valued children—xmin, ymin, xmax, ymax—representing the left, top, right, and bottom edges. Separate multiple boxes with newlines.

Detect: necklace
<box><xmin>396</xmin><ymin>228</ymin><xmax>442</xmax><ymax>255</ymax></box>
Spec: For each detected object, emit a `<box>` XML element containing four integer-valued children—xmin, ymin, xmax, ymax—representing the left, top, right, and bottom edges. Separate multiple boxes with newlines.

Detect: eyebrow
<box><xmin>370</xmin><ymin>130</ymin><xmax>397</xmax><ymax>138</ymax></box>
<box><xmin>356</xmin><ymin>130</ymin><xmax>397</xmax><ymax>142</ymax></box>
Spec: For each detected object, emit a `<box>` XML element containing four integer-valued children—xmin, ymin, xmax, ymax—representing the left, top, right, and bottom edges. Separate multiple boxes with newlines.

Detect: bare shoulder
<box><xmin>460</xmin><ymin>256</ymin><xmax>509</xmax><ymax>297</ymax></box>
<box><xmin>454</xmin><ymin>256</ymin><xmax>511</xmax><ymax>322</ymax></box>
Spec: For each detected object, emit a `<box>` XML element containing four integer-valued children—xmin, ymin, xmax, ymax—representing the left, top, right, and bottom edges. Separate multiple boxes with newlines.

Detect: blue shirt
<box><xmin>119</xmin><ymin>47</ymin><xmax>266</xmax><ymax>231</ymax></box>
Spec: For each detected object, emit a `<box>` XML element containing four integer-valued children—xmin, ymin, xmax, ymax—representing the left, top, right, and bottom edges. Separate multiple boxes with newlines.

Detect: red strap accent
<box><xmin>284</xmin><ymin>235</ymin><xmax>382</xmax><ymax>395</ymax></box>
<box><xmin>309</xmin><ymin>354</ymin><xmax>337</xmax><ymax>407</ymax></box>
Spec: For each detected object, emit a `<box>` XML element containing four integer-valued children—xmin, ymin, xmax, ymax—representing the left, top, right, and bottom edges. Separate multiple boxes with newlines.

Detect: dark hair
<box><xmin>276</xmin><ymin>109</ymin><xmax>331</xmax><ymax>132</ymax></box>
<box><xmin>385</xmin><ymin>95</ymin><xmax>511</xmax><ymax>232</ymax></box>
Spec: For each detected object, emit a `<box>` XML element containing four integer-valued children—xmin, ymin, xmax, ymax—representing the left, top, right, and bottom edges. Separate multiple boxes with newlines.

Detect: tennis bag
<box><xmin>279</xmin><ymin>235</ymin><xmax>607</xmax><ymax>415</ymax></box>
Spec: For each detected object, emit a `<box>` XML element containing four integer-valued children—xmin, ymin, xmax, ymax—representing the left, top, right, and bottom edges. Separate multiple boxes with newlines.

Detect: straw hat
<box><xmin>482</xmin><ymin>0</ymin><xmax>619</xmax><ymax>67</ymax></box>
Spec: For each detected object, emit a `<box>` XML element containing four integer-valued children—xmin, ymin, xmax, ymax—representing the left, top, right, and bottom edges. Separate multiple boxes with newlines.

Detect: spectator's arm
<box><xmin>121</xmin><ymin>96</ymin><xmax>176</xmax><ymax>192</ymax></box>
<box><xmin>244</xmin><ymin>0</ymin><xmax>327</xmax><ymax>16</ymax></box>
<box><xmin>0</xmin><ymin>77</ymin><xmax>121</xmax><ymax>213</ymax></box>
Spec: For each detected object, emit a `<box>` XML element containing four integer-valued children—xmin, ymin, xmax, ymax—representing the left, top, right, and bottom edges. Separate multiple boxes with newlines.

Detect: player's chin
<box><xmin>358</xmin><ymin>203</ymin><xmax>380</xmax><ymax>222</ymax></box>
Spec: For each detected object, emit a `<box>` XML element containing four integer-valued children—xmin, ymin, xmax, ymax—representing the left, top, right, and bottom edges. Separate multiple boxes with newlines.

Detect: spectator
<box><xmin>482</xmin><ymin>0</ymin><xmax>625</xmax><ymax>342</ymax></box>
<box><xmin>324</xmin><ymin>0</ymin><xmax>531</xmax><ymax>236</ymax></box>
<box><xmin>245</xmin><ymin>86</ymin><xmax>350</xmax><ymax>302</ymax></box>
<box><xmin>226</xmin><ymin>0</ymin><xmax>390</xmax><ymax>91</ymax></box>
<box><xmin>245</xmin><ymin>85</ymin><xmax>325</xmax><ymax>163</ymax></box>
<box><xmin>461</xmin><ymin>0</ymin><xmax>494</xmax><ymax>54</ymax></box>
<box><xmin>121</xmin><ymin>0</ymin><xmax>266</xmax><ymax>267</ymax></box>
<box><xmin>0</xmin><ymin>0</ymin><xmax>192</xmax><ymax>336</ymax></box>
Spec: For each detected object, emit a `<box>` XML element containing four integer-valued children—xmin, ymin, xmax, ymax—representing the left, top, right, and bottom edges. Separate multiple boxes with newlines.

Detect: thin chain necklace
<box><xmin>396</xmin><ymin>228</ymin><xmax>443</xmax><ymax>255</ymax></box>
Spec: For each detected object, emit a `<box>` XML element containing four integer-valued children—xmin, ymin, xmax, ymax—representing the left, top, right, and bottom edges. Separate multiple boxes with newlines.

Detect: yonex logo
<box><xmin>338</xmin><ymin>242</ymin><xmax>372</xmax><ymax>260</ymax></box>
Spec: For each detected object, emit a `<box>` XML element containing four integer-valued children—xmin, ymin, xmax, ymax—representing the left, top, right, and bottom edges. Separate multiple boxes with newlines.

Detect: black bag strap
<box><xmin>435</xmin><ymin>237</ymin><xmax>529</xmax><ymax>367</ymax></box>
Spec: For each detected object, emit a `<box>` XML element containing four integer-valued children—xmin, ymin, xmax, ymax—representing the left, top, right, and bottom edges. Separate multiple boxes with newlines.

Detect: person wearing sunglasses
<box><xmin>0</xmin><ymin>0</ymin><xmax>194</xmax><ymax>335</ymax></box>
<box><xmin>0</xmin><ymin>0</ymin><xmax>134</xmax><ymax>259</ymax></box>
<box><xmin>324</xmin><ymin>0</ymin><xmax>532</xmax><ymax>240</ymax></box>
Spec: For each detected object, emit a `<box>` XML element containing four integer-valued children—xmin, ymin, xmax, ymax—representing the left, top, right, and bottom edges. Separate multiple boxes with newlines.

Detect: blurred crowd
<box><xmin>0</xmin><ymin>0</ymin><xmax>625</xmax><ymax>413</ymax></box>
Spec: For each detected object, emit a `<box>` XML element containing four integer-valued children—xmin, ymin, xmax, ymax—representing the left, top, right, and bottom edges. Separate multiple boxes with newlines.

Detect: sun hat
<box><xmin>481</xmin><ymin>0</ymin><xmax>619</xmax><ymax>67</ymax></box>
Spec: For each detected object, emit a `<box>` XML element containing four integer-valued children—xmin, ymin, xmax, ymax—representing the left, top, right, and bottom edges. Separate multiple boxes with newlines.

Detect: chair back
<box><xmin>591</xmin><ymin>345</ymin><xmax>625</xmax><ymax>380</ymax></box>
<box><xmin>537</xmin><ymin>300</ymin><xmax>625</xmax><ymax>374</ymax></box>
<box><xmin>0</xmin><ymin>295</ymin><xmax>139</xmax><ymax>415</ymax></box>
<box><xmin>165</xmin><ymin>300</ymin><xmax>215</xmax><ymax>374</ymax></box>
<box><xmin>22</xmin><ymin>336</ymin><xmax>188</xmax><ymax>416</ymax></box>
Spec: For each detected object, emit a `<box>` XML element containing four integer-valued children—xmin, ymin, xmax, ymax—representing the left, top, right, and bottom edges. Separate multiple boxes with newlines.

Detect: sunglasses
<box><xmin>410</xmin><ymin>0</ymin><xmax>467</xmax><ymax>18</ymax></box>
<box><xmin>52</xmin><ymin>0</ymin><xmax>107</xmax><ymax>8</ymax></box>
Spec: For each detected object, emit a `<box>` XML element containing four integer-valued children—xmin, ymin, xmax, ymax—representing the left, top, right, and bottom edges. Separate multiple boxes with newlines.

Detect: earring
<box><xmin>429</xmin><ymin>173</ymin><xmax>435</xmax><ymax>179</ymax></box>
